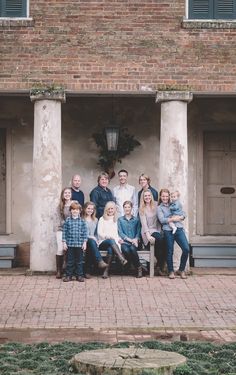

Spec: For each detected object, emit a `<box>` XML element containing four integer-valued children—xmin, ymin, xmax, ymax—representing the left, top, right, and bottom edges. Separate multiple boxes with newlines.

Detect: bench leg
<box><xmin>149</xmin><ymin>244</ymin><xmax>155</xmax><ymax>277</ymax></box>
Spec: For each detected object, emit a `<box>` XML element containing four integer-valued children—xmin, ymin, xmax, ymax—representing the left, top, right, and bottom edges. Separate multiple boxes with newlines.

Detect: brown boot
<box><xmin>56</xmin><ymin>255</ymin><xmax>64</xmax><ymax>279</ymax></box>
<box><xmin>102</xmin><ymin>255</ymin><xmax>112</xmax><ymax>279</ymax></box>
<box><xmin>98</xmin><ymin>260</ymin><xmax>108</xmax><ymax>269</ymax></box>
<box><xmin>136</xmin><ymin>266</ymin><xmax>143</xmax><ymax>278</ymax></box>
<box><xmin>111</xmin><ymin>244</ymin><xmax>128</xmax><ymax>266</ymax></box>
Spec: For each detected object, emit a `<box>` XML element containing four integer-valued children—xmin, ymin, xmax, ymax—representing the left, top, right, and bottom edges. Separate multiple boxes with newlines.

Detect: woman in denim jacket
<box><xmin>118</xmin><ymin>200</ymin><xmax>142</xmax><ymax>278</ymax></box>
<box><xmin>157</xmin><ymin>188</ymin><xmax>189</xmax><ymax>279</ymax></box>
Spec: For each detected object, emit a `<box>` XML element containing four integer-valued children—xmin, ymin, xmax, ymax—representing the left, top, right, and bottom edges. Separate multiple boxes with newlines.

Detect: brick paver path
<box><xmin>0</xmin><ymin>274</ymin><xmax>236</xmax><ymax>343</ymax></box>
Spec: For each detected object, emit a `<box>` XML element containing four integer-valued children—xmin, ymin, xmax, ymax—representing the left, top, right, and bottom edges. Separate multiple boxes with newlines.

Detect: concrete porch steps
<box><xmin>0</xmin><ymin>245</ymin><xmax>17</xmax><ymax>268</ymax></box>
<box><xmin>191</xmin><ymin>244</ymin><xmax>236</xmax><ymax>267</ymax></box>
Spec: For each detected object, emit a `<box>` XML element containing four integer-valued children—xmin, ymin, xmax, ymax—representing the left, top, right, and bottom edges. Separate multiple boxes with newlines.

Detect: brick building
<box><xmin>0</xmin><ymin>0</ymin><xmax>236</xmax><ymax>270</ymax></box>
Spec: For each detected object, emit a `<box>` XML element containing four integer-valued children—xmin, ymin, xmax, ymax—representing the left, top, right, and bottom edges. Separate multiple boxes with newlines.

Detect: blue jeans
<box><xmin>99</xmin><ymin>239</ymin><xmax>116</xmax><ymax>256</ymax></box>
<box><xmin>121</xmin><ymin>243</ymin><xmax>140</xmax><ymax>268</ymax></box>
<box><xmin>66</xmin><ymin>247</ymin><xmax>84</xmax><ymax>277</ymax></box>
<box><xmin>151</xmin><ymin>232</ymin><xmax>166</xmax><ymax>271</ymax></box>
<box><xmin>164</xmin><ymin>228</ymin><xmax>189</xmax><ymax>273</ymax></box>
<box><xmin>85</xmin><ymin>238</ymin><xmax>103</xmax><ymax>273</ymax></box>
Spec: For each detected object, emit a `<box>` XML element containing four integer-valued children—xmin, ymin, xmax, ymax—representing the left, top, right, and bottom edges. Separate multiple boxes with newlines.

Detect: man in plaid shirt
<box><xmin>62</xmin><ymin>201</ymin><xmax>88</xmax><ymax>282</ymax></box>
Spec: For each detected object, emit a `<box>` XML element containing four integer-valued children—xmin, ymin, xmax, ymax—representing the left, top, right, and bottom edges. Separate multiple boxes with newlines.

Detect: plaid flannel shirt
<box><xmin>62</xmin><ymin>216</ymin><xmax>88</xmax><ymax>247</ymax></box>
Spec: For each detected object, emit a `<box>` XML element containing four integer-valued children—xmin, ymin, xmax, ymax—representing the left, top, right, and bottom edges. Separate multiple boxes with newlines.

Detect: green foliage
<box><xmin>92</xmin><ymin>127</ymin><xmax>141</xmax><ymax>172</ymax></box>
<box><xmin>0</xmin><ymin>341</ymin><xmax>236</xmax><ymax>374</ymax></box>
<box><xmin>30</xmin><ymin>84</ymin><xmax>65</xmax><ymax>97</ymax></box>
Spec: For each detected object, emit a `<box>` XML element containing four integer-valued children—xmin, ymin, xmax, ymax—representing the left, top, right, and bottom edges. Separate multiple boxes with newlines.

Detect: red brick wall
<box><xmin>0</xmin><ymin>0</ymin><xmax>236</xmax><ymax>92</ymax></box>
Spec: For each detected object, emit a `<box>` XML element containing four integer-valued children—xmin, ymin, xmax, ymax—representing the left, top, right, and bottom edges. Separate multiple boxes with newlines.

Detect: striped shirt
<box><xmin>62</xmin><ymin>216</ymin><xmax>88</xmax><ymax>247</ymax></box>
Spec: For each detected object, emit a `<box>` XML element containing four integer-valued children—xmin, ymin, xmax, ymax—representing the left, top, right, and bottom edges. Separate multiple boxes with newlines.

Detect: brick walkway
<box><xmin>0</xmin><ymin>271</ymin><xmax>236</xmax><ymax>343</ymax></box>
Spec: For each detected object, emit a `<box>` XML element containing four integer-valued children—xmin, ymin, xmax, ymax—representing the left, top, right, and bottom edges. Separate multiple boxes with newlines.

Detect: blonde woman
<box><xmin>97</xmin><ymin>201</ymin><xmax>127</xmax><ymax>278</ymax></box>
<box><xmin>139</xmin><ymin>189</ymin><xmax>166</xmax><ymax>276</ymax></box>
<box><xmin>82</xmin><ymin>202</ymin><xmax>107</xmax><ymax>277</ymax></box>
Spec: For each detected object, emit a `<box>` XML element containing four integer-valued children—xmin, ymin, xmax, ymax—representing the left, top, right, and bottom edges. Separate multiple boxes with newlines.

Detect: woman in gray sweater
<box><xmin>139</xmin><ymin>189</ymin><xmax>166</xmax><ymax>276</ymax></box>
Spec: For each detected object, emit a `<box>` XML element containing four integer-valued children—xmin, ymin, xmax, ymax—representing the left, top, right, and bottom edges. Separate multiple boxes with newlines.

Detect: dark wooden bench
<box><xmin>100</xmin><ymin>244</ymin><xmax>155</xmax><ymax>277</ymax></box>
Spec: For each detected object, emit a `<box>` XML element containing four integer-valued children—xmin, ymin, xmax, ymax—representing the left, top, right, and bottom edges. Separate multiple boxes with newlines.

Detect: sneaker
<box><xmin>175</xmin><ymin>270</ymin><xmax>187</xmax><ymax>279</ymax></box>
<box><xmin>77</xmin><ymin>276</ymin><xmax>85</xmax><ymax>282</ymax></box>
<box><xmin>169</xmin><ymin>272</ymin><xmax>175</xmax><ymax>279</ymax></box>
<box><xmin>63</xmin><ymin>276</ymin><xmax>72</xmax><ymax>282</ymax></box>
<box><xmin>84</xmin><ymin>273</ymin><xmax>92</xmax><ymax>279</ymax></box>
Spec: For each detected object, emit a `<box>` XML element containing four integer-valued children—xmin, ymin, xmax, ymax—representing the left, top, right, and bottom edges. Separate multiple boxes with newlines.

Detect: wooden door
<box><xmin>204</xmin><ymin>132</ymin><xmax>236</xmax><ymax>235</ymax></box>
<box><xmin>0</xmin><ymin>129</ymin><xmax>6</xmax><ymax>234</ymax></box>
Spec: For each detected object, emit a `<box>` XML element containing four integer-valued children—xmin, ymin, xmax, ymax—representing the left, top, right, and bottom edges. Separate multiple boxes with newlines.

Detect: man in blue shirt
<box><xmin>90</xmin><ymin>172</ymin><xmax>115</xmax><ymax>218</ymax></box>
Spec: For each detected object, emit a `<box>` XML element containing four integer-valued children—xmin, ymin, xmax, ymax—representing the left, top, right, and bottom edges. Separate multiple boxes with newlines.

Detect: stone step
<box><xmin>191</xmin><ymin>244</ymin><xmax>236</xmax><ymax>267</ymax></box>
<box><xmin>0</xmin><ymin>244</ymin><xmax>17</xmax><ymax>268</ymax></box>
<box><xmin>0</xmin><ymin>259</ymin><xmax>15</xmax><ymax>268</ymax></box>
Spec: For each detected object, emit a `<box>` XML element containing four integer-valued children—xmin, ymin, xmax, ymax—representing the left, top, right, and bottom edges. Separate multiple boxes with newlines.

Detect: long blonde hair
<box><xmin>103</xmin><ymin>201</ymin><xmax>118</xmax><ymax>222</ymax></box>
<box><xmin>82</xmin><ymin>201</ymin><xmax>97</xmax><ymax>221</ymax></box>
<box><xmin>139</xmin><ymin>189</ymin><xmax>156</xmax><ymax>215</ymax></box>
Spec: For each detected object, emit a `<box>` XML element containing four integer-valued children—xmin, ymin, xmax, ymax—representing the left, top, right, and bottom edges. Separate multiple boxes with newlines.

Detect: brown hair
<box><xmin>82</xmin><ymin>201</ymin><xmax>97</xmax><ymax>221</ymax></box>
<box><xmin>158</xmin><ymin>188</ymin><xmax>170</xmax><ymax>205</ymax></box>
<box><xmin>139</xmin><ymin>173</ymin><xmax>150</xmax><ymax>185</ymax></box>
<box><xmin>97</xmin><ymin>172</ymin><xmax>110</xmax><ymax>184</ymax></box>
<box><xmin>70</xmin><ymin>201</ymin><xmax>82</xmax><ymax>211</ymax></box>
<box><xmin>59</xmin><ymin>187</ymin><xmax>72</xmax><ymax>217</ymax></box>
<box><xmin>123</xmin><ymin>200</ymin><xmax>133</xmax><ymax>208</ymax></box>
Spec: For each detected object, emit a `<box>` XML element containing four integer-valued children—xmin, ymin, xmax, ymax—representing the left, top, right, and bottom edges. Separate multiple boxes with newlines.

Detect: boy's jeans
<box><xmin>66</xmin><ymin>247</ymin><xmax>84</xmax><ymax>277</ymax></box>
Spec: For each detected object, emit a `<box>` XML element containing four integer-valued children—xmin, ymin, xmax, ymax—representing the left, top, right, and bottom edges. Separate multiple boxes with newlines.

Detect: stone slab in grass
<box><xmin>71</xmin><ymin>347</ymin><xmax>186</xmax><ymax>374</ymax></box>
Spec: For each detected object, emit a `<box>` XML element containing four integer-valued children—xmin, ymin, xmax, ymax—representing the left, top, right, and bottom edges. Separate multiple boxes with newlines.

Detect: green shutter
<box><xmin>189</xmin><ymin>0</ymin><xmax>236</xmax><ymax>19</ymax></box>
<box><xmin>214</xmin><ymin>0</ymin><xmax>236</xmax><ymax>19</ymax></box>
<box><xmin>189</xmin><ymin>0</ymin><xmax>213</xmax><ymax>19</ymax></box>
<box><xmin>0</xmin><ymin>0</ymin><xmax>27</xmax><ymax>17</ymax></box>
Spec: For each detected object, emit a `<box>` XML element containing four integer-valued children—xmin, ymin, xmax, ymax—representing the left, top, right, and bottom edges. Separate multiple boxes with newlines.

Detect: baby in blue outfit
<box><xmin>169</xmin><ymin>190</ymin><xmax>184</xmax><ymax>234</ymax></box>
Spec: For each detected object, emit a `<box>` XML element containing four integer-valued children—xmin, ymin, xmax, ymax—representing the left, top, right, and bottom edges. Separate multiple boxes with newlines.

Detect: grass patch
<box><xmin>0</xmin><ymin>341</ymin><xmax>235</xmax><ymax>374</ymax></box>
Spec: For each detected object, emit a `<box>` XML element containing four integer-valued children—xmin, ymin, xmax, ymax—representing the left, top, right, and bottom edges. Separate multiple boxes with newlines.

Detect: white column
<box><xmin>156</xmin><ymin>91</ymin><xmax>193</xmax><ymax>269</ymax></box>
<box><xmin>30</xmin><ymin>92</ymin><xmax>65</xmax><ymax>272</ymax></box>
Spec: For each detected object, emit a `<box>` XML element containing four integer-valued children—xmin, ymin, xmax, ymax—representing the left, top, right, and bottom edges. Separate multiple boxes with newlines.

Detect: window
<box><xmin>189</xmin><ymin>0</ymin><xmax>236</xmax><ymax>19</ymax></box>
<box><xmin>0</xmin><ymin>0</ymin><xmax>27</xmax><ymax>18</ymax></box>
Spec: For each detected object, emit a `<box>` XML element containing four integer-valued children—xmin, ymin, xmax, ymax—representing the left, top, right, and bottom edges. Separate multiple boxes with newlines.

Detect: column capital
<box><xmin>155</xmin><ymin>91</ymin><xmax>193</xmax><ymax>104</ymax></box>
<box><xmin>30</xmin><ymin>87</ymin><xmax>66</xmax><ymax>103</ymax></box>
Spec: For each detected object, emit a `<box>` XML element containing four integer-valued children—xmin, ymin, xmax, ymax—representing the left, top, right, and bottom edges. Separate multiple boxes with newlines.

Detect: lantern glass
<box><xmin>105</xmin><ymin>127</ymin><xmax>119</xmax><ymax>151</ymax></box>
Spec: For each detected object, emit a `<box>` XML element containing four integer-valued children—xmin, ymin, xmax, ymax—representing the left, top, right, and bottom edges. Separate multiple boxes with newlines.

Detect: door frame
<box><xmin>196</xmin><ymin>128</ymin><xmax>236</xmax><ymax>237</ymax></box>
<box><xmin>0</xmin><ymin>128</ymin><xmax>12</xmax><ymax>235</ymax></box>
<box><xmin>6</xmin><ymin>128</ymin><xmax>12</xmax><ymax>234</ymax></box>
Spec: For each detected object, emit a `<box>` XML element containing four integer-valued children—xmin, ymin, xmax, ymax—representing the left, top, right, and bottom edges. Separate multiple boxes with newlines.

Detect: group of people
<box><xmin>56</xmin><ymin>170</ymin><xmax>190</xmax><ymax>282</ymax></box>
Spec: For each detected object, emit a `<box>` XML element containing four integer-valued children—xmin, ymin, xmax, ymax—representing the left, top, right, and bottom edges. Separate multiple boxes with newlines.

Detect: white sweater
<box><xmin>97</xmin><ymin>216</ymin><xmax>121</xmax><ymax>248</ymax></box>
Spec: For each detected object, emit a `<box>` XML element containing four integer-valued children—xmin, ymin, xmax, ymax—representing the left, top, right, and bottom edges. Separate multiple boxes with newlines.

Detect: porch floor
<box><xmin>0</xmin><ymin>268</ymin><xmax>235</xmax><ymax>344</ymax></box>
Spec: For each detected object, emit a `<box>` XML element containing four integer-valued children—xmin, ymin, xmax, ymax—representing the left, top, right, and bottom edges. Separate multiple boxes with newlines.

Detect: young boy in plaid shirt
<box><xmin>62</xmin><ymin>201</ymin><xmax>88</xmax><ymax>282</ymax></box>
